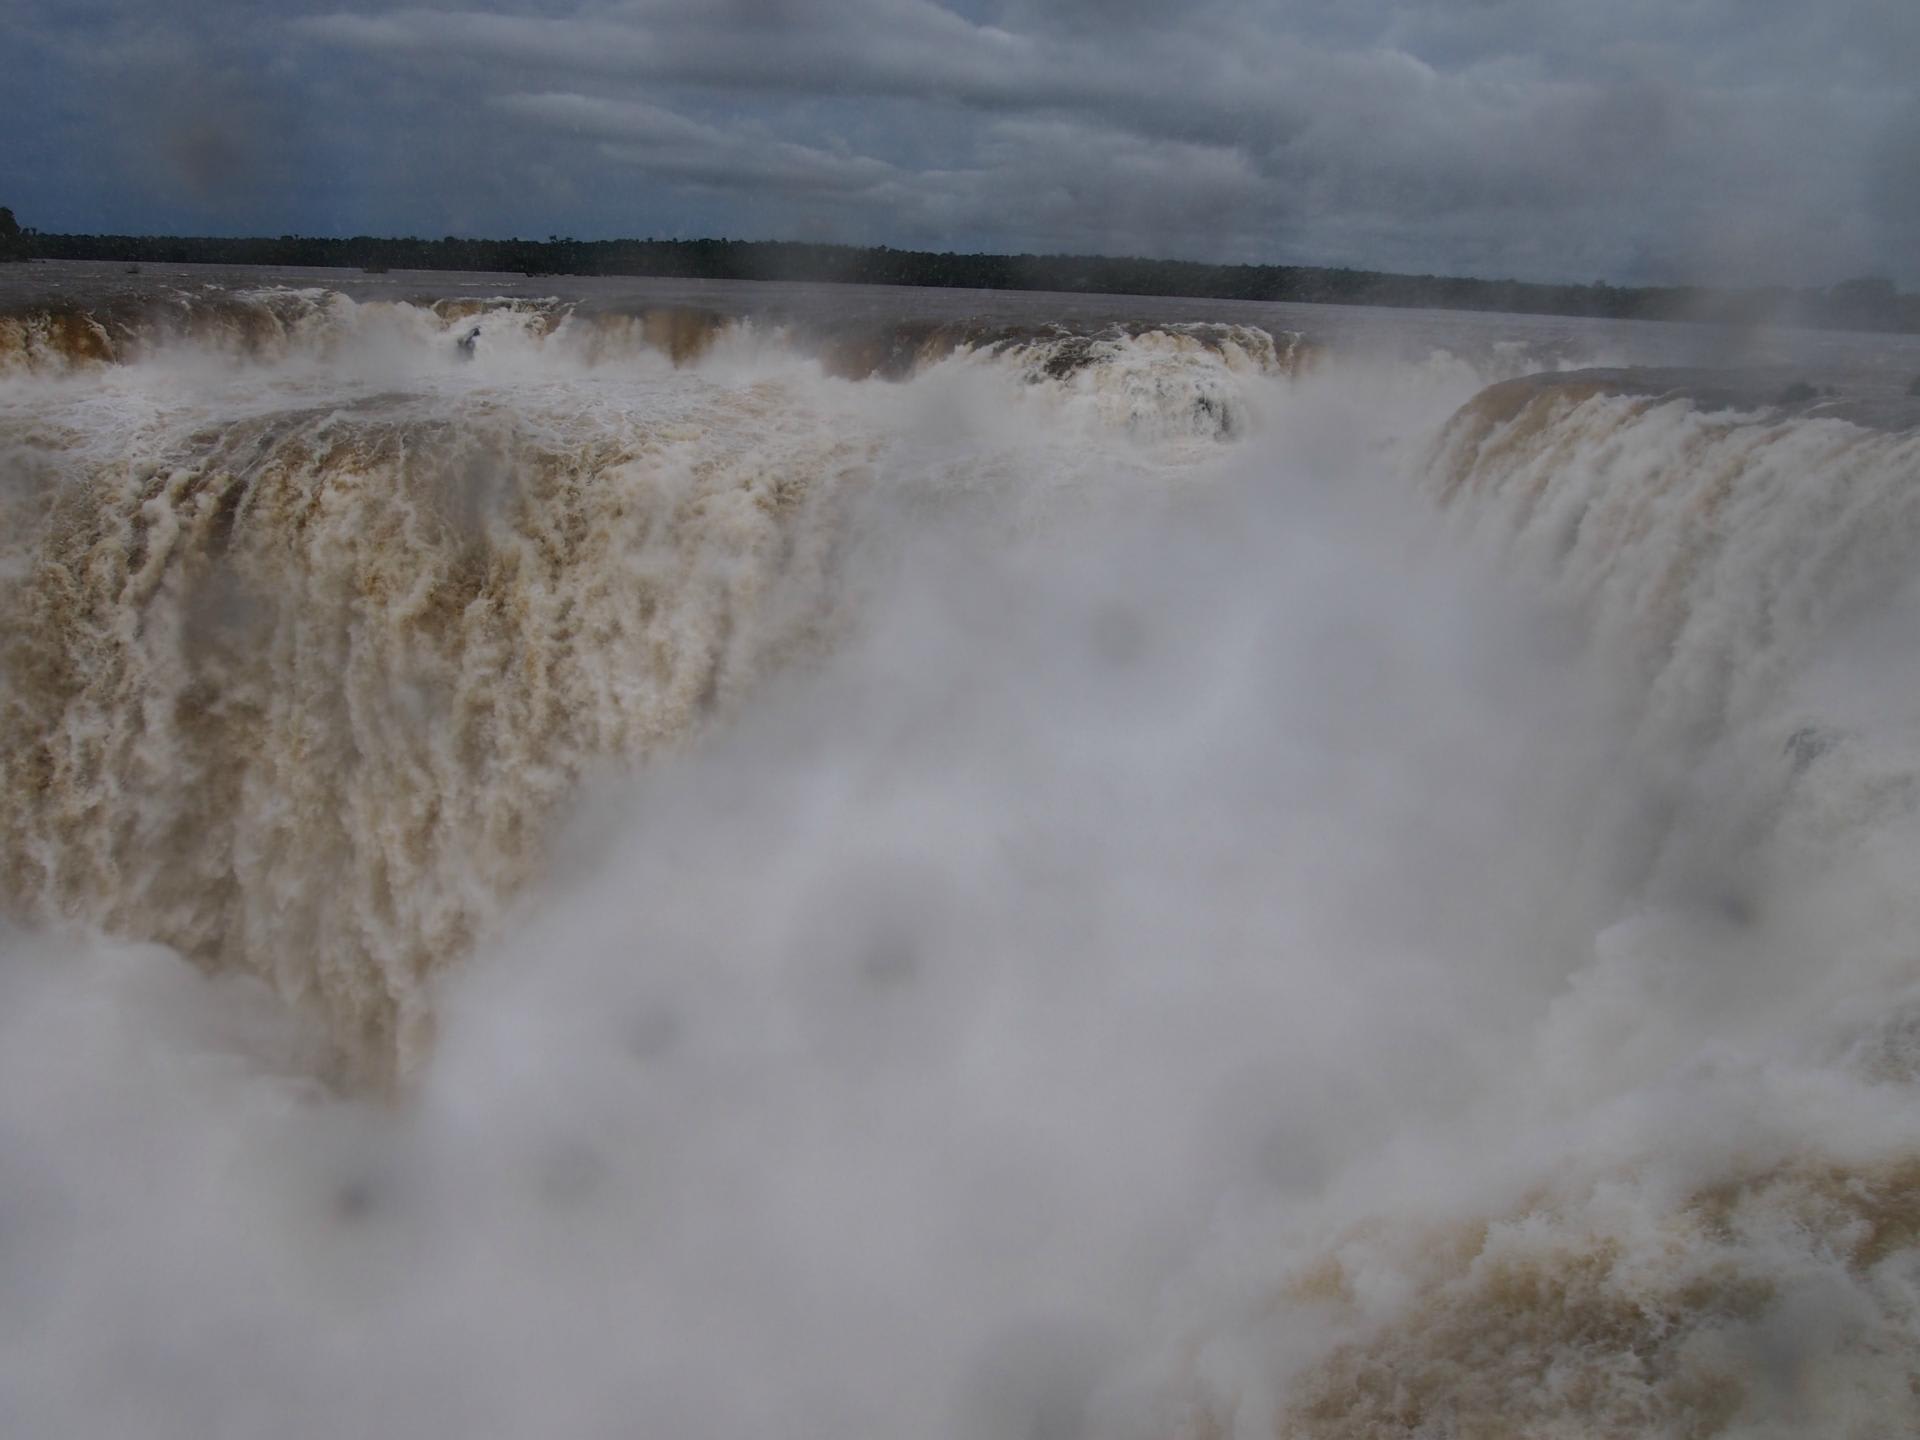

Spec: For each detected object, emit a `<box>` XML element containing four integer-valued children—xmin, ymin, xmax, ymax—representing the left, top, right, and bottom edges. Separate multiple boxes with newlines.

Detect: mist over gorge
<box><xmin>7</xmin><ymin>1</ymin><xmax>1920</xmax><ymax>1435</ymax></box>
<box><xmin>0</xmin><ymin>268</ymin><xmax>1917</xmax><ymax>1437</ymax></box>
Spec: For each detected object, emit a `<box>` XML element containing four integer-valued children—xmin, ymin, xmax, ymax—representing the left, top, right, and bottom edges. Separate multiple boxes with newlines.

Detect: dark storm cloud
<box><xmin>5</xmin><ymin>0</ymin><xmax>1914</xmax><ymax>283</ymax></box>
<box><xmin>7</xmin><ymin>0</ymin><xmax>311</xmax><ymax>227</ymax></box>
<box><xmin>493</xmin><ymin>93</ymin><xmax>903</xmax><ymax>197</ymax></box>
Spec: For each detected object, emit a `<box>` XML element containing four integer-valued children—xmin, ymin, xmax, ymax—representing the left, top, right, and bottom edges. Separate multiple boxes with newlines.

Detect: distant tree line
<box><xmin>9</xmin><ymin>217</ymin><xmax>1918</xmax><ymax>333</ymax></box>
<box><xmin>0</xmin><ymin>209</ymin><xmax>31</xmax><ymax>263</ymax></box>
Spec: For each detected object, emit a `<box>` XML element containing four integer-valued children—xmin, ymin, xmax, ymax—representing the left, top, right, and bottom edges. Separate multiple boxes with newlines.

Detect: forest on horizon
<box><xmin>4</xmin><ymin>209</ymin><xmax>1916</xmax><ymax>334</ymax></box>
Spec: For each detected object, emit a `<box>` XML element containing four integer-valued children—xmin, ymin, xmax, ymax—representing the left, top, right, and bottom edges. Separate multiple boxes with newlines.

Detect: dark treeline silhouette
<box><xmin>13</xmin><ymin>223</ymin><xmax>1920</xmax><ymax>332</ymax></box>
<box><xmin>0</xmin><ymin>209</ymin><xmax>32</xmax><ymax>263</ymax></box>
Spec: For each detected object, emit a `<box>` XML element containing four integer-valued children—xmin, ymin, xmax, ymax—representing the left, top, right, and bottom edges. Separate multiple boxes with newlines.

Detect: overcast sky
<box><xmin>7</xmin><ymin>0</ymin><xmax>1917</xmax><ymax>285</ymax></box>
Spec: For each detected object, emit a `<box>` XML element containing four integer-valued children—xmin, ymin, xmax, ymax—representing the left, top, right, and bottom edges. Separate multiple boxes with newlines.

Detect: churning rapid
<box><xmin>3</xmin><ymin>263</ymin><xmax>1920</xmax><ymax>1439</ymax></box>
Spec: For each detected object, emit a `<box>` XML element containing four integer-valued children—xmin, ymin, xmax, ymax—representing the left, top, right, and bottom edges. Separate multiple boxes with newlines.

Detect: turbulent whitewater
<box><xmin>3</xmin><ymin>265</ymin><xmax>1920</xmax><ymax>1439</ymax></box>
<box><xmin>0</xmin><ymin>285</ymin><xmax>1301</xmax><ymax>1080</ymax></box>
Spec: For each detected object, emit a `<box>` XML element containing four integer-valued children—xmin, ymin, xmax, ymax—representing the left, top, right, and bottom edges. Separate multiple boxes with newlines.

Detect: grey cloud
<box><xmin>498</xmin><ymin>93</ymin><xmax>901</xmax><ymax>196</ymax></box>
<box><xmin>869</xmin><ymin>117</ymin><xmax>1279</xmax><ymax>259</ymax></box>
<box><xmin>7</xmin><ymin>0</ymin><xmax>1916</xmax><ymax>283</ymax></box>
<box><xmin>299</xmin><ymin>4</ymin><xmax>1043</xmax><ymax>106</ymax></box>
<box><xmin>9</xmin><ymin>0</ymin><xmax>307</xmax><ymax>224</ymax></box>
<box><xmin>300</xmin><ymin>3</ymin><xmax>1315</xmax><ymax>155</ymax></box>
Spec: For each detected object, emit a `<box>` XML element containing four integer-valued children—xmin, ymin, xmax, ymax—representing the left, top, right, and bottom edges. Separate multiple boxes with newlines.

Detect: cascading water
<box><xmin>2</xmin><ymin>270</ymin><xmax>1918</xmax><ymax>1439</ymax></box>
<box><xmin>0</xmin><ymin>288</ymin><xmax>1308</xmax><ymax>1084</ymax></box>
